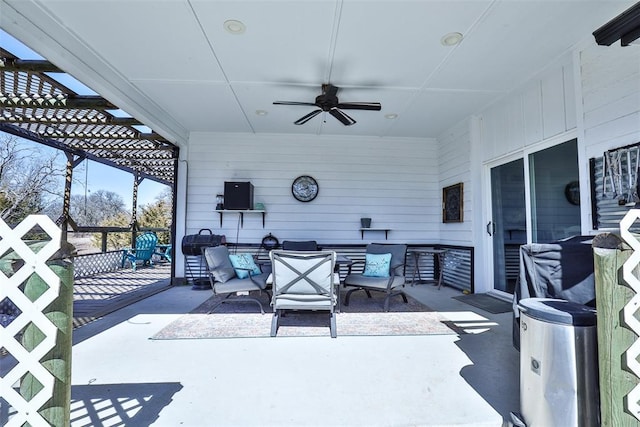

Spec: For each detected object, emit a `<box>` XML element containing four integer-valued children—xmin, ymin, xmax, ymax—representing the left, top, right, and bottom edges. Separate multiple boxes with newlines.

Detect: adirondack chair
<box><xmin>121</xmin><ymin>232</ymin><xmax>159</xmax><ymax>271</ymax></box>
<box><xmin>154</xmin><ymin>244</ymin><xmax>172</xmax><ymax>263</ymax></box>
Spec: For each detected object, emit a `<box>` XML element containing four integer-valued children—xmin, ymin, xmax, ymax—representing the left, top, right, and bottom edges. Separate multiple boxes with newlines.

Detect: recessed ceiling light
<box><xmin>224</xmin><ymin>20</ymin><xmax>246</xmax><ymax>34</ymax></box>
<box><xmin>441</xmin><ymin>32</ymin><xmax>463</xmax><ymax>47</ymax></box>
<box><xmin>385</xmin><ymin>113</ymin><xmax>398</xmax><ymax>120</ymax></box>
<box><xmin>255</xmin><ymin>110</ymin><xmax>268</xmax><ymax>116</ymax></box>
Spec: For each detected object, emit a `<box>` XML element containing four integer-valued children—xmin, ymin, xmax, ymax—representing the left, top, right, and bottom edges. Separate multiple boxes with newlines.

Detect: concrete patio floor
<box><xmin>70</xmin><ymin>283</ymin><xmax>520</xmax><ymax>427</ymax></box>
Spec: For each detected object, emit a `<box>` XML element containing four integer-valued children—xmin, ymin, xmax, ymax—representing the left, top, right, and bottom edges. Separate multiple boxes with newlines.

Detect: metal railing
<box><xmin>183</xmin><ymin>243</ymin><xmax>474</xmax><ymax>292</ymax></box>
<box><xmin>65</xmin><ymin>227</ymin><xmax>171</xmax><ymax>278</ymax></box>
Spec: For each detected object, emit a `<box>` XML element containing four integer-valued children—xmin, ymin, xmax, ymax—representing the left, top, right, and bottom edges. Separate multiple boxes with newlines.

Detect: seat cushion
<box><xmin>343</xmin><ymin>273</ymin><xmax>405</xmax><ymax>290</ymax></box>
<box><xmin>204</xmin><ymin>246</ymin><xmax>236</xmax><ymax>283</ymax></box>
<box><xmin>229</xmin><ymin>253</ymin><xmax>262</xmax><ymax>279</ymax></box>
<box><xmin>273</xmin><ymin>293</ymin><xmax>335</xmax><ymax>310</ymax></box>
<box><xmin>214</xmin><ymin>272</ymin><xmax>270</xmax><ymax>294</ymax></box>
<box><xmin>363</xmin><ymin>253</ymin><xmax>391</xmax><ymax>277</ymax></box>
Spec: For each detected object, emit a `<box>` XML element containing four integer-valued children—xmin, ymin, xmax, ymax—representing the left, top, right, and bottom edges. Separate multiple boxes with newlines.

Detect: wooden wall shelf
<box><xmin>215</xmin><ymin>209</ymin><xmax>265</xmax><ymax>228</ymax></box>
<box><xmin>359</xmin><ymin>228</ymin><xmax>390</xmax><ymax>240</ymax></box>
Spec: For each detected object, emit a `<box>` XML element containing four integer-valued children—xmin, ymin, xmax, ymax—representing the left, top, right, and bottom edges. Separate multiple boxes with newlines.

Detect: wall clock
<box><xmin>292</xmin><ymin>175</ymin><xmax>318</xmax><ymax>202</ymax></box>
<box><xmin>565</xmin><ymin>181</ymin><xmax>580</xmax><ymax>205</ymax></box>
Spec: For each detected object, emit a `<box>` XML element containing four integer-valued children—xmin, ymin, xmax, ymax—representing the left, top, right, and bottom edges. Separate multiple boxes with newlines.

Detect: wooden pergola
<box><xmin>0</xmin><ymin>47</ymin><xmax>179</xmax><ymax>244</ymax></box>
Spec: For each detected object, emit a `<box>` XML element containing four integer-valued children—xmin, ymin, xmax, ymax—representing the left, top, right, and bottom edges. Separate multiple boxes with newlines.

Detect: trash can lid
<box><xmin>518</xmin><ymin>298</ymin><xmax>596</xmax><ymax>326</ymax></box>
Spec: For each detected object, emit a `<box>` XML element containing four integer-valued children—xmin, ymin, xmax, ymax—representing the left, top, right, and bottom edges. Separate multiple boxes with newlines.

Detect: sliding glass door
<box><xmin>490</xmin><ymin>159</ymin><xmax>526</xmax><ymax>294</ymax></box>
<box><xmin>488</xmin><ymin>139</ymin><xmax>580</xmax><ymax>294</ymax></box>
<box><xmin>529</xmin><ymin>139</ymin><xmax>580</xmax><ymax>243</ymax></box>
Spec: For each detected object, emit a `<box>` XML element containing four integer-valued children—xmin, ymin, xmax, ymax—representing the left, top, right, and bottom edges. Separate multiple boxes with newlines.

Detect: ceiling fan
<box><xmin>273</xmin><ymin>83</ymin><xmax>381</xmax><ymax>126</ymax></box>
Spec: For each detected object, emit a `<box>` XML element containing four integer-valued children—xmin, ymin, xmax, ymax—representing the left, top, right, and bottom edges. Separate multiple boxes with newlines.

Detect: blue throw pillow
<box><xmin>363</xmin><ymin>253</ymin><xmax>391</xmax><ymax>277</ymax></box>
<box><xmin>229</xmin><ymin>253</ymin><xmax>261</xmax><ymax>279</ymax></box>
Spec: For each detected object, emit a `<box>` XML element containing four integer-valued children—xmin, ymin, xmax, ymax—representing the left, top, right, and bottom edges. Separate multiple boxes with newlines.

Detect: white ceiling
<box><xmin>1</xmin><ymin>0</ymin><xmax>635</xmax><ymax>145</ymax></box>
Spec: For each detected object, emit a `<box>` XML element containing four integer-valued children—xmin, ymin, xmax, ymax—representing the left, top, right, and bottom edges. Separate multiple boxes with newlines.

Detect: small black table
<box><xmin>409</xmin><ymin>249</ymin><xmax>447</xmax><ymax>289</ymax></box>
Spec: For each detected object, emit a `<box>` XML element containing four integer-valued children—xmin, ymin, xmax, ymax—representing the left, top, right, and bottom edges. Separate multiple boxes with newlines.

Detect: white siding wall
<box><xmin>440</xmin><ymin>57</ymin><xmax>577</xmax><ymax>292</ymax></box>
<box><xmin>480</xmin><ymin>59</ymin><xmax>577</xmax><ymax>161</ymax></box>
<box><xmin>178</xmin><ymin>47</ymin><xmax>639</xmax><ymax>287</ymax></box>
<box><xmin>579</xmin><ymin>44</ymin><xmax>640</xmax><ymax>233</ymax></box>
<box><xmin>438</xmin><ymin>119</ymin><xmax>473</xmax><ymax>245</ymax></box>
<box><xmin>184</xmin><ymin>133</ymin><xmax>439</xmax><ymax>245</ymax></box>
<box><xmin>581</xmin><ymin>45</ymin><xmax>640</xmax><ymax>159</ymax></box>
<box><xmin>437</xmin><ymin>45</ymin><xmax>639</xmax><ymax>292</ymax></box>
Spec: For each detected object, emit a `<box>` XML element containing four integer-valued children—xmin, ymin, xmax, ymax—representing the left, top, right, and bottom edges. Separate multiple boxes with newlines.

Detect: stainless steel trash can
<box><xmin>515</xmin><ymin>298</ymin><xmax>598</xmax><ymax>427</ymax></box>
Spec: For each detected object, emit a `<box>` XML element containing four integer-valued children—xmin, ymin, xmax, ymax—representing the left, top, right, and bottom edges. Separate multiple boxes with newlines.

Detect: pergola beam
<box><xmin>40</xmin><ymin>130</ymin><xmax>166</xmax><ymax>141</ymax></box>
<box><xmin>0</xmin><ymin>93</ymin><xmax>117</xmax><ymax>109</ymax></box>
<box><xmin>0</xmin><ymin>114</ymin><xmax>143</xmax><ymax>127</ymax></box>
<box><xmin>0</xmin><ymin>58</ymin><xmax>62</xmax><ymax>73</ymax></box>
<box><xmin>0</xmin><ymin>123</ymin><xmax>175</xmax><ymax>186</ymax></box>
<box><xmin>0</xmin><ymin>50</ymin><xmax>178</xmax><ymax>187</ymax></box>
<box><xmin>64</xmin><ymin>144</ymin><xmax>173</xmax><ymax>152</ymax></box>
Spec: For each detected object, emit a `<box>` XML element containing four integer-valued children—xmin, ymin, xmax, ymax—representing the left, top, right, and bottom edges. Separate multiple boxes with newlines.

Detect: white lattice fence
<box><xmin>620</xmin><ymin>211</ymin><xmax>640</xmax><ymax>422</ymax></box>
<box><xmin>0</xmin><ymin>215</ymin><xmax>73</xmax><ymax>426</ymax></box>
<box><xmin>73</xmin><ymin>250</ymin><xmax>123</xmax><ymax>278</ymax></box>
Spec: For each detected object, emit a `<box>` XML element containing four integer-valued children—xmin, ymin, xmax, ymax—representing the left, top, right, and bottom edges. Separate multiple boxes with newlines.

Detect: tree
<box><xmin>138</xmin><ymin>189</ymin><xmax>172</xmax><ymax>244</ymax></box>
<box><xmin>94</xmin><ymin>211</ymin><xmax>131</xmax><ymax>250</ymax></box>
<box><xmin>69</xmin><ymin>190</ymin><xmax>128</xmax><ymax>226</ymax></box>
<box><xmin>0</xmin><ymin>134</ymin><xmax>65</xmax><ymax>224</ymax></box>
<box><xmin>73</xmin><ymin>190</ymin><xmax>130</xmax><ymax>250</ymax></box>
<box><xmin>89</xmin><ymin>188</ymin><xmax>172</xmax><ymax>250</ymax></box>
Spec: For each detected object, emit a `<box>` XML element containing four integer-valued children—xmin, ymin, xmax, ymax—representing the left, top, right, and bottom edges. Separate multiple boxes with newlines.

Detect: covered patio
<box><xmin>1</xmin><ymin>1</ymin><xmax>640</xmax><ymax>426</ymax></box>
<box><xmin>69</xmin><ymin>281</ymin><xmax>519</xmax><ymax>427</ymax></box>
<box><xmin>2</xmin><ymin>1</ymin><xmax>638</xmax><ymax>298</ymax></box>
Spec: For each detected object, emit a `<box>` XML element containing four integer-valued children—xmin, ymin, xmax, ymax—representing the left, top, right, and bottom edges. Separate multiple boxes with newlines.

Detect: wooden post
<box><xmin>593</xmin><ymin>233</ymin><xmax>640</xmax><ymax>426</ymax></box>
<box><xmin>101</xmin><ymin>231</ymin><xmax>108</xmax><ymax>253</ymax></box>
<box><xmin>1</xmin><ymin>216</ymin><xmax>73</xmax><ymax>426</ymax></box>
<box><xmin>19</xmin><ymin>249</ymin><xmax>74</xmax><ymax>426</ymax></box>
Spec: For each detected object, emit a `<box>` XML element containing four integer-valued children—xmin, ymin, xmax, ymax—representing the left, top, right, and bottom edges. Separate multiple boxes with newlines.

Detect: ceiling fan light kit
<box><xmin>273</xmin><ymin>83</ymin><xmax>381</xmax><ymax>126</ymax></box>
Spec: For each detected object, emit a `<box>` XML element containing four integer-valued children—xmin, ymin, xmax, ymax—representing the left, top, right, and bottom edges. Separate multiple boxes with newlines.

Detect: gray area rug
<box><xmin>452</xmin><ymin>293</ymin><xmax>512</xmax><ymax>314</ymax></box>
<box><xmin>151</xmin><ymin>291</ymin><xmax>455</xmax><ymax>339</ymax></box>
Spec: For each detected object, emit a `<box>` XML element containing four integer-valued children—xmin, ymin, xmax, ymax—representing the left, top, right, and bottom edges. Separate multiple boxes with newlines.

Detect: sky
<box><xmin>1</xmin><ymin>29</ymin><xmax>170</xmax><ymax>210</ymax></box>
<box><xmin>65</xmin><ymin>153</ymin><xmax>169</xmax><ymax>209</ymax></box>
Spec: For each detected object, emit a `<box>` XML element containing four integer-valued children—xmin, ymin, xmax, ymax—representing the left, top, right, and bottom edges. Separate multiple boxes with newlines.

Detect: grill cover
<box><xmin>512</xmin><ymin>235</ymin><xmax>595</xmax><ymax>349</ymax></box>
<box><xmin>181</xmin><ymin>229</ymin><xmax>226</xmax><ymax>256</ymax></box>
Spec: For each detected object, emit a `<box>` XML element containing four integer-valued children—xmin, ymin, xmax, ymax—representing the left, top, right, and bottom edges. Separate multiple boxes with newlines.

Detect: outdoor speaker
<box><xmin>224</xmin><ymin>181</ymin><xmax>254</xmax><ymax>210</ymax></box>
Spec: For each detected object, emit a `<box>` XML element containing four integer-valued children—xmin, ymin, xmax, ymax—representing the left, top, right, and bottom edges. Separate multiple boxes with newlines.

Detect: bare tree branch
<box><xmin>0</xmin><ymin>134</ymin><xmax>65</xmax><ymax>223</ymax></box>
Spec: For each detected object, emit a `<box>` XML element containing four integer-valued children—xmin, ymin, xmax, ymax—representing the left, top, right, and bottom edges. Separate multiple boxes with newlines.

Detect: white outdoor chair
<box><xmin>269</xmin><ymin>250</ymin><xmax>337</xmax><ymax>338</ymax></box>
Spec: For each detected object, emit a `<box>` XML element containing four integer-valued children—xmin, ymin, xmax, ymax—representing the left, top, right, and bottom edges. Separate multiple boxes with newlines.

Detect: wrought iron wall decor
<box><xmin>603</xmin><ymin>144</ymin><xmax>640</xmax><ymax>206</ymax></box>
<box><xmin>590</xmin><ymin>141</ymin><xmax>640</xmax><ymax>231</ymax></box>
<box><xmin>443</xmin><ymin>183</ymin><xmax>463</xmax><ymax>223</ymax></box>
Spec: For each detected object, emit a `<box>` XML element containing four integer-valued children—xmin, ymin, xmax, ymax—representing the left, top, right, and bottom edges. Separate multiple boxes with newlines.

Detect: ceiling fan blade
<box><xmin>337</xmin><ymin>102</ymin><xmax>382</xmax><ymax>111</ymax></box>
<box><xmin>329</xmin><ymin>108</ymin><xmax>356</xmax><ymax>126</ymax></box>
<box><xmin>274</xmin><ymin>101</ymin><xmax>317</xmax><ymax>106</ymax></box>
<box><xmin>294</xmin><ymin>109</ymin><xmax>322</xmax><ymax>125</ymax></box>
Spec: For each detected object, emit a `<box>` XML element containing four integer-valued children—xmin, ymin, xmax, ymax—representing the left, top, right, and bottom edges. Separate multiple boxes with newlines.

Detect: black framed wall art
<box><xmin>443</xmin><ymin>183</ymin><xmax>463</xmax><ymax>223</ymax></box>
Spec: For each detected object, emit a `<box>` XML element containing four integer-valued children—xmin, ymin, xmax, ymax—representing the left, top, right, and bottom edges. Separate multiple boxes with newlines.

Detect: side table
<box><xmin>409</xmin><ymin>248</ymin><xmax>447</xmax><ymax>289</ymax></box>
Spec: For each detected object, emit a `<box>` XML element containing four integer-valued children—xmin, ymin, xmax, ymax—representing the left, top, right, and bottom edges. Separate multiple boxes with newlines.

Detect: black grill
<box><xmin>181</xmin><ymin>229</ymin><xmax>226</xmax><ymax>256</ymax></box>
